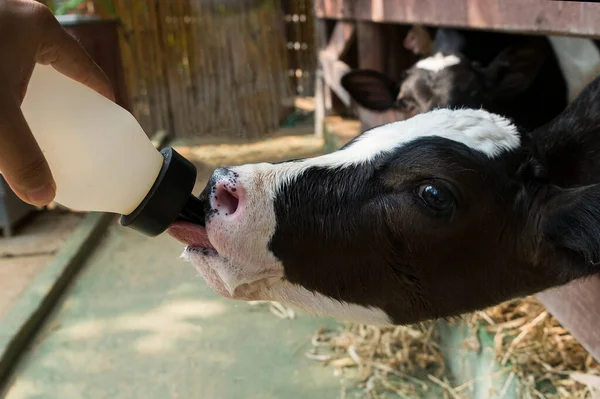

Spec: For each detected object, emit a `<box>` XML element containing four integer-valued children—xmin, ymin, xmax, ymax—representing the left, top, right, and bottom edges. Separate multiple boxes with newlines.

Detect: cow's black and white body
<box><xmin>342</xmin><ymin>28</ymin><xmax>600</xmax><ymax>131</ymax></box>
<box><xmin>168</xmin><ymin>74</ymin><xmax>600</xmax><ymax>326</ymax></box>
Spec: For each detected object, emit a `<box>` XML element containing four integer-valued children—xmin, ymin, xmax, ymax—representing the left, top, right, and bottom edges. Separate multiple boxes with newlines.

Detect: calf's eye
<box><xmin>417</xmin><ymin>184</ymin><xmax>454</xmax><ymax>212</ymax></box>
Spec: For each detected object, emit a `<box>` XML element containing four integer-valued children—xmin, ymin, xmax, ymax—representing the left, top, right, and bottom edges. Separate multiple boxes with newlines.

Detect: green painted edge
<box><xmin>437</xmin><ymin>320</ymin><xmax>519</xmax><ymax>399</ymax></box>
<box><xmin>0</xmin><ymin>211</ymin><xmax>114</xmax><ymax>384</ymax></box>
<box><xmin>322</xmin><ymin>120</ymin><xmax>342</xmax><ymax>154</ymax></box>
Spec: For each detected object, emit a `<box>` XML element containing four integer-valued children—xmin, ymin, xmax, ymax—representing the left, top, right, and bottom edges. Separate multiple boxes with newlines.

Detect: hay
<box><xmin>248</xmin><ymin>300</ymin><xmax>296</xmax><ymax>319</ymax></box>
<box><xmin>305</xmin><ymin>322</ymin><xmax>445</xmax><ymax>398</ymax></box>
<box><xmin>472</xmin><ymin>296</ymin><xmax>600</xmax><ymax>399</ymax></box>
<box><xmin>304</xmin><ymin>297</ymin><xmax>600</xmax><ymax>399</ymax></box>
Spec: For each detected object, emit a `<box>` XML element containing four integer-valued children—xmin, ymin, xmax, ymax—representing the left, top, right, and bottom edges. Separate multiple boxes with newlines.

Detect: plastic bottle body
<box><xmin>20</xmin><ymin>64</ymin><xmax>163</xmax><ymax>215</ymax></box>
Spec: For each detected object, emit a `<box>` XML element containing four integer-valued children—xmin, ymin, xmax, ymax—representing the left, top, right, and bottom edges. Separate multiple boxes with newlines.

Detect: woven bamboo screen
<box><xmin>47</xmin><ymin>0</ymin><xmax>318</xmax><ymax>141</ymax></box>
<box><xmin>117</xmin><ymin>0</ymin><xmax>297</xmax><ymax>140</ymax></box>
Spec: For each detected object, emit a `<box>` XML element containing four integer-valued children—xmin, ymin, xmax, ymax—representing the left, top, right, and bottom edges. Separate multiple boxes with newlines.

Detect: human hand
<box><xmin>0</xmin><ymin>0</ymin><xmax>114</xmax><ymax>206</ymax></box>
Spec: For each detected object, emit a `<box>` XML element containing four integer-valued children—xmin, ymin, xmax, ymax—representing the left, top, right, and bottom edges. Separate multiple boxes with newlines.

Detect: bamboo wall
<box><xmin>44</xmin><ymin>0</ymin><xmax>317</xmax><ymax>140</ymax></box>
<box><xmin>45</xmin><ymin>0</ymin><xmax>317</xmax><ymax>140</ymax></box>
<box><xmin>110</xmin><ymin>0</ymin><xmax>295</xmax><ymax>141</ymax></box>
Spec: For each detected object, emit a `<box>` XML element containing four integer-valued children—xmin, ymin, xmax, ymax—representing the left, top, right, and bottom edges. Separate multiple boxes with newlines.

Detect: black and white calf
<box><xmin>169</xmin><ymin>74</ymin><xmax>600</xmax><ymax>326</ymax></box>
<box><xmin>342</xmin><ymin>28</ymin><xmax>600</xmax><ymax>131</ymax></box>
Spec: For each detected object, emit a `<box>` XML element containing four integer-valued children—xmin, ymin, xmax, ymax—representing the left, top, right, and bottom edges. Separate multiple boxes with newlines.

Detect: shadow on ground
<box><xmin>4</xmin><ymin>227</ymin><xmax>343</xmax><ymax>399</ymax></box>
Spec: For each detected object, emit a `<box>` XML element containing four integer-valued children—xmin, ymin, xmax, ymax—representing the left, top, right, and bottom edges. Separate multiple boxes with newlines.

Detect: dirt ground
<box><xmin>0</xmin><ymin>210</ymin><xmax>84</xmax><ymax>319</ymax></box>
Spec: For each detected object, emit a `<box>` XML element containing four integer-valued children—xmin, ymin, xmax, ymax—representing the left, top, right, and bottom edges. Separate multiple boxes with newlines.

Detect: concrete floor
<box><xmin>0</xmin><ymin>211</ymin><xmax>83</xmax><ymax>319</ymax></box>
<box><xmin>2</xmin><ymin>131</ymin><xmax>352</xmax><ymax>399</ymax></box>
<box><xmin>3</xmin><ymin>223</ymin><xmax>344</xmax><ymax>399</ymax></box>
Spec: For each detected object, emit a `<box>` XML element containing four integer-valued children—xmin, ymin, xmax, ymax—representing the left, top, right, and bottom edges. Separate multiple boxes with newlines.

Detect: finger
<box><xmin>35</xmin><ymin>10</ymin><xmax>115</xmax><ymax>101</ymax></box>
<box><xmin>0</xmin><ymin>95</ymin><xmax>55</xmax><ymax>206</ymax></box>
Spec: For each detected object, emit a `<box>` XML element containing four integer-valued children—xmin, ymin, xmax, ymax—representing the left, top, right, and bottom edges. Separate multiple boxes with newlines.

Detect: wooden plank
<box><xmin>384</xmin><ymin>24</ymin><xmax>417</xmax><ymax>82</ymax></box>
<box><xmin>355</xmin><ymin>21</ymin><xmax>400</xmax><ymax>130</ymax></box>
<box><xmin>536</xmin><ymin>277</ymin><xmax>600</xmax><ymax>363</ymax></box>
<box><xmin>356</xmin><ymin>21</ymin><xmax>385</xmax><ymax>130</ymax></box>
<box><xmin>300</xmin><ymin>0</ymin><xmax>317</xmax><ymax>97</ymax></box>
<box><xmin>283</xmin><ymin>0</ymin><xmax>317</xmax><ymax>96</ymax></box>
<box><xmin>315</xmin><ymin>69</ymin><xmax>326</xmax><ymax>139</ymax></box>
<box><xmin>319</xmin><ymin>55</ymin><xmax>352</xmax><ymax>106</ymax></box>
<box><xmin>314</xmin><ymin>0</ymin><xmax>600</xmax><ymax>39</ymax></box>
<box><xmin>356</xmin><ymin>21</ymin><xmax>385</xmax><ymax>70</ymax></box>
<box><xmin>325</xmin><ymin>21</ymin><xmax>355</xmax><ymax>58</ymax></box>
<box><xmin>314</xmin><ymin>18</ymin><xmax>331</xmax><ymax>139</ymax></box>
<box><xmin>318</xmin><ymin>21</ymin><xmax>355</xmax><ymax>107</ymax></box>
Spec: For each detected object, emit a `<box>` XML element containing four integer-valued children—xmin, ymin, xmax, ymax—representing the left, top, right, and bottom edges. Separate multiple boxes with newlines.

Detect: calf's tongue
<box><xmin>167</xmin><ymin>221</ymin><xmax>214</xmax><ymax>248</ymax></box>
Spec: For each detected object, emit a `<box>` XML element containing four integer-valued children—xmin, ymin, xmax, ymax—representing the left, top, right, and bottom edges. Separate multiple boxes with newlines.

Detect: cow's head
<box><xmin>341</xmin><ymin>42</ymin><xmax>550</xmax><ymax>123</ymax></box>
<box><xmin>169</xmin><ymin>76</ymin><xmax>600</xmax><ymax>326</ymax></box>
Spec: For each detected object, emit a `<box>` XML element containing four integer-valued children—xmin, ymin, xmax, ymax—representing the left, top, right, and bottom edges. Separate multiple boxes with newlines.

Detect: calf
<box><xmin>169</xmin><ymin>75</ymin><xmax>600</xmax><ymax>326</ymax></box>
<box><xmin>342</xmin><ymin>28</ymin><xmax>600</xmax><ymax>131</ymax></box>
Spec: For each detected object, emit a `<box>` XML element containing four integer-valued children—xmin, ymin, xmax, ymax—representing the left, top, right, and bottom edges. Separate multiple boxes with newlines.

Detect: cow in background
<box><xmin>342</xmin><ymin>28</ymin><xmax>600</xmax><ymax>131</ymax></box>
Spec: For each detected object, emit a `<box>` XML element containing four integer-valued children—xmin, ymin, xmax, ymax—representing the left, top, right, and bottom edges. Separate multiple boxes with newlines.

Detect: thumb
<box><xmin>36</xmin><ymin>14</ymin><xmax>115</xmax><ymax>101</ymax></box>
<box><xmin>0</xmin><ymin>96</ymin><xmax>55</xmax><ymax>206</ymax></box>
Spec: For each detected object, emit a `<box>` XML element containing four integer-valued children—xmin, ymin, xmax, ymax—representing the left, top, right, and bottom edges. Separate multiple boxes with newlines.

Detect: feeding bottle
<box><xmin>19</xmin><ymin>64</ymin><xmax>205</xmax><ymax>236</ymax></box>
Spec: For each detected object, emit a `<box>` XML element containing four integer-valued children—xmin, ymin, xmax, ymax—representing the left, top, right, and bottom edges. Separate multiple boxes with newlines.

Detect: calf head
<box><xmin>341</xmin><ymin>39</ymin><xmax>552</xmax><ymax>127</ymax></box>
<box><xmin>169</xmin><ymin>76</ymin><xmax>600</xmax><ymax>326</ymax></box>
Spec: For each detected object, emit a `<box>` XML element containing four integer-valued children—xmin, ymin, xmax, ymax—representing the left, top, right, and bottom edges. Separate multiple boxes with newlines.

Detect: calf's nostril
<box><xmin>215</xmin><ymin>184</ymin><xmax>239</xmax><ymax>216</ymax></box>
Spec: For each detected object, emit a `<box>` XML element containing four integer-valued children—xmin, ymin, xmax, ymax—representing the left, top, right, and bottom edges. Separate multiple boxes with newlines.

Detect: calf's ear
<box><xmin>341</xmin><ymin>69</ymin><xmax>400</xmax><ymax>111</ymax></box>
<box><xmin>529</xmin><ymin>74</ymin><xmax>600</xmax><ymax>187</ymax></box>
<box><xmin>478</xmin><ymin>39</ymin><xmax>549</xmax><ymax>100</ymax></box>
<box><xmin>541</xmin><ymin>184</ymin><xmax>600</xmax><ymax>273</ymax></box>
<box><xmin>530</xmin><ymin>75</ymin><xmax>600</xmax><ymax>276</ymax></box>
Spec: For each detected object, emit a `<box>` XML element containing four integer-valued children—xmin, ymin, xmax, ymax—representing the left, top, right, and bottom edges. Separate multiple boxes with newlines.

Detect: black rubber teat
<box><xmin>120</xmin><ymin>147</ymin><xmax>204</xmax><ymax>237</ymax></box>
<box><xmin>179</xmin><ymin>195</ymin><xmax>206</xmax><ymax>226</ymax></box>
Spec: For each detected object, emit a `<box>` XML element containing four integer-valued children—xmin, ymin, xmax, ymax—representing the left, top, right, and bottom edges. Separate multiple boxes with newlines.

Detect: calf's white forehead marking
<box><xmin>274</xmin><ymin>108</ymin><xmax>519</xmax><ymax>187</ymax></box>
<box><xmin>416</xmin><ymin>52</ymin><xmax>461</xmax><ymax>73</ymax></box>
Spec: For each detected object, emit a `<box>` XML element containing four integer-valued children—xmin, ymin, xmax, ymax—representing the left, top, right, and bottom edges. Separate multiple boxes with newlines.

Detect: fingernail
<box><xmin>26</xmin><ymin>183</ymin><xmax>56</xmax><ymax>206</ymax></box>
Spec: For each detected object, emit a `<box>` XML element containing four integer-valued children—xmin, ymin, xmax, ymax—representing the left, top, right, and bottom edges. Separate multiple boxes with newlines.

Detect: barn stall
<box><xmin>0</xmin><ymin>0</ymin><xmax>599</xmax><ymax>398</ymax></box>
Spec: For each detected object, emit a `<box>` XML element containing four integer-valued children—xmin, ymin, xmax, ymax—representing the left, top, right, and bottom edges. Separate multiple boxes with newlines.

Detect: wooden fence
<box><xmin>46</xmin><ymin>0</ymin><xmax>318</xmax><ymax>141</ymax></box>
<box><xmin>282</xmin><ymin>0</ymin><xmax>317</xmax><ymax>97</ymax></box>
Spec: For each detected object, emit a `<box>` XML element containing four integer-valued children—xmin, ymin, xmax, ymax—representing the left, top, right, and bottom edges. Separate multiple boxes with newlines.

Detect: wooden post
<box><xmin>356</xmin><ymin>22</ymin><xmax>386</xmax><ymax>70</ymax></box>
<box><xmin>536</xmin><ymin>277</ymin><xmax>600</xmax><ymax>362</ymax></box>
<box><xmin>319</xmin><ymin>21</ymin><xmax>355</xmax><ymax>108</ymax></box>
<box><xmin>314</xmin><ymin>18</ymin><xmax>331</xmax><ymax>139</ymax></box>
<box><xmin>356</xmin><ymin>21</ymin><xmax>388</xmax><ymax>131</ymax></box>
<box><xmin>384</xmin><ymin>24</ymin><xmax>417</xmax><ymax>82</ymax></box>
